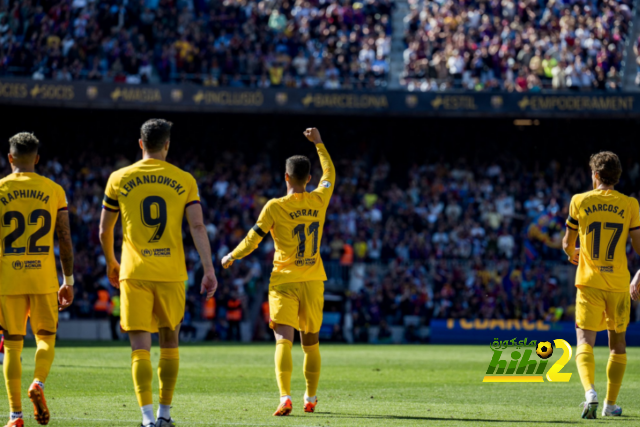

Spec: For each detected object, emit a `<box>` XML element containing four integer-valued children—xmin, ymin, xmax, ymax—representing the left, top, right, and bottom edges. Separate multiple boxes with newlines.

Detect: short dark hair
<box><xmin>9</xmin><ymin>132</ymin><xmax>39</xmax><ymax>157</ymax></box>
<box><xmin>589</xmin><ymin>151</ymin><xmax>622</xmax><ymax>186</ymax></box>
<box><xmin>141</xmin><ymin>119</ymin><xmax>172</xmax><ymax>152</ymax></box>
<box><xmin>286</xmin><ymin>155</ymin><xmax>311</xmax><ymax>184</ymax></box>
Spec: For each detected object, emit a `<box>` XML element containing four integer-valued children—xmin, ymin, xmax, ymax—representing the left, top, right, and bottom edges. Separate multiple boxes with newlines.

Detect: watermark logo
<box><xmin>483</xmin><ymin>338</ymin><xmax>572</xmax><ymax>383</ymax></box>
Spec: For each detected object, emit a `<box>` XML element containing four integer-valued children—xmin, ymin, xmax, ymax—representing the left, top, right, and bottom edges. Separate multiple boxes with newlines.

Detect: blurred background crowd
<box><xmin>402</xmin><ymin>0</ymin><xmax>633</xmax><ymax>91</ymax></box>
<box><xmin>0</xmin><ymin>0</ymin><xmax>636</xmax><ymax>91</ymax></box>
<box><xmin>0</xmin><ymin>0</ymin><xmax>393</xmax><ymax>89</ymax></box>
<box><xmin>2</xmin><ymin>112</ymin><xmax>640</xmax><ymax>342</ymax></box>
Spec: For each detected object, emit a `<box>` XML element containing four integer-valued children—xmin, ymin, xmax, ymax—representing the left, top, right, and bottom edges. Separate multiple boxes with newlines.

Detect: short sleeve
<box><xmin>57</xmin><ymin>185</ymin><xmax>68</xmax><ymax>212</ymax></box>
<box><xmin>103</xmin><ymin>173</ymin><xmax>120</xmax><ymax>212</ymax></box>
<box><xmin>252</xmin><ymin>200</ymin><xmax>275</xmax><ymax>237</ymax></box>
<box><xmin>566</xmin><ymin>195</ymin><xmax>579</xmax><ymax>230</ymax></box>
<box><xmin>630</xmin><ymin>198</ymin><xmax>640</xmax><ymax>231</ymax></box>
<box><xmin>185</xmin><ymin>174</ymin><xmax>200</xmax><ymax>208</ymax></box>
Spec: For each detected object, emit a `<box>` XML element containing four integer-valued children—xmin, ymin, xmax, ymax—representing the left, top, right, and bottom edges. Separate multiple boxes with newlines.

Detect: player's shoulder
<box><xmin>109</xmin><ymin>161</ymin><xmax>138</xmax><ymax>181</ymax></box>
<box><xmin>614</xmin><ymin>190</ymin><xmax>638</xmax><ymax>205</ymax></box>
<box><xmin>41</xmin><ymin>175</ymin><xmax>66</xmax><ymax>194</ymax></box>
<box><xmin>572</xmin><ymin>190</ymin><xmax>598</xmax><ymax>205</ymax></box>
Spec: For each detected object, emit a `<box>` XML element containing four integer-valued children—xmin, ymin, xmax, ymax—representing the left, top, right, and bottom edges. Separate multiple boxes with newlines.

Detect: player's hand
<box><xmin>200</xmin><ymin>269</ymin><xmax>218</xmax><ymax>301</ymax></box>
<box><xmin>303</xmin><ymin>128</ymin><xmax>323</xmax><ymax>145</ymax></box>
<box><xmin>58</xmin><ymin>284</ymin><xmax>74</xmax><ymax>311</ymax></box>
<box><xmin>568</xmin><ymin>248</ymin><xmax>580</xmax><ymax>265</ymax></box>
<box><xmin>221</xmin><ymin>253</ymin><xmax>235</xmax><ymax>269</ymax></box>
<box><xmin>106</xmin><ymin>261</ymin><xmax>121</xmax><ymax>288</ymax></box>
<box><xmin>631</xmin><ymin>275</ymin><xmax>640</xmax><ymax>301</ymax></box>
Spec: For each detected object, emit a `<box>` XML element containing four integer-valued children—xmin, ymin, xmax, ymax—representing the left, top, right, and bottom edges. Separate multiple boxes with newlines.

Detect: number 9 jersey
<box><xmin>0</xmin><ymin>173</ymin><xmax>67</xmax><ymax>295</ymax></box>
<box><xmin>102</xmin><ymin>159</ymin><xmax>200</xmax><ymax>282</ymax></box>
<box><xmin>567</xmin><ymin>189</ymin><xmax>640</xmax><ymax>292</ymax></box>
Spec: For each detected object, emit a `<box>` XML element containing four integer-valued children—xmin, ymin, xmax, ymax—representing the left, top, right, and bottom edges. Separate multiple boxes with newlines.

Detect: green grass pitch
<box><xmin>2</xmin><ymin>342</ymin><xmax>639</xmax><ymax>426</ymax></box>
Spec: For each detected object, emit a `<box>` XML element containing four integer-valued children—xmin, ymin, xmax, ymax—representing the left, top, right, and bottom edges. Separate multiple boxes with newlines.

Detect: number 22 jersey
<box><xmin>0</xmin><ymin>173</ymin><xmax>67</xmax><ymax>295</ymax></box>
<box><xmin>103</xmin><ymin>159</ymin><xmax>200</xmax><ymax>282</ymax></box>
<box><xmin>567</xmin><ymin>189</ymin><xmax>640</xmax><ymax>292</ymax></box>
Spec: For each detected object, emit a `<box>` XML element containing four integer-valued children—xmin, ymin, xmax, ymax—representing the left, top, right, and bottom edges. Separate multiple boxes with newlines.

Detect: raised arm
<box><xmin>99</xmin><ymin>208</ymin><xmax>121</xmax><ymax>288</ymax></box>
<box><xmin>185</xmin><ymin>203</ymin><xmax>218</xmax><ymax>300</ymax></box>
<box><xmin>304</xmin><ymin>128</ymin><xmax>335</xmax><ymax>204</ymax></box>
<box><xmin>56</xmin><ymin>210</ymin><xmax>75</xmax><ymax>310</ymax></box>
<box><xmin>222</xmin><ymin>201</ymin><xmax>274</xmax><ymax>269</ymax></box>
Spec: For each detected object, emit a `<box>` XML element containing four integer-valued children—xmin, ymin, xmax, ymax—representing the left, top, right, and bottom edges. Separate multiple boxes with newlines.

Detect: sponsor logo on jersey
<box><xmin>24</xmin><ymin>260</ymin><xmax>42</xmax><ymax>270</ymax></box>
<box><xmin>13</xmin><ymin>260</ymin><xmax>42</xmax><ymax>270</ymax></box>
<box><xmin>295</xmin><ymin>258</ymin><xmax>316</xmax><ymax>267</ymax></box>
<box><xmin>141</xmin><ymin>248</ymin><xmax>171</xmax><ymax>257</ymax></box>
<box><xmin>320</xmin><ymin>180</ymin><xmax>331</xmax><ymax>188</ymax></box>
<box><xmin>153</xmin><ymin>248</ymin><xmax>171</xmax><ymax>257</ymax></box>
<box><xmin>600</xmin><ymin>266</ymin><xmax>613</xmax><ymax>273</ymax></box>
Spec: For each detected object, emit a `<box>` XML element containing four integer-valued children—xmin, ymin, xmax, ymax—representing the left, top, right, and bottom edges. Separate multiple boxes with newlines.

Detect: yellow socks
<box><xmin>576</xmin><ymin>343</ymin><xmax>596</xmax><ymax>393</ymax></box>
<box><xmin>131</xmin><ymin>349</ymin><xmax>153</xmax><ymax>407</ymax></box>
<box><xmin>33</xmin><ymin>334</ymin><xmax>56</xmax><ymax>384</ymax></box>
<box><xmin>302</xmin><ymin>343</ymin><xmax>321</xmax><ymax>398</ymax></box>
<box><xmin>606</xmin><ymin>353</ymin><xmax>626</xmax><ymax>405</ymax></box>
<box><xmin>4</xmin><ymin>339</ymin><xmax>23</xmax><ymax>413</ymax></box>
<box><xmin>275</xmin><ymin>339</ymin><xmax>292</xmax><ymax>397</ymax></box>
<box><xmin>158</xmin><ymin>348</ymin><xmax>180</xmax><ymax>406</ymax></box>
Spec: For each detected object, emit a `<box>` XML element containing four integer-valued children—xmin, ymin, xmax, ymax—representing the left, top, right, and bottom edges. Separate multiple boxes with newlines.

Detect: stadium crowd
<box><xmin>401</xmin><ymin>0</ymin><xmax>633</xmax><ymax>92</ymax></box>
<box><xmin>0</xmin><ymin>0</ymin><xmax>393</xmax><ymax>89</ymax></box>
<box><xmin>3</xmin><ymin>141</ymin><xmax>640</xmax><ymax>340</ymax></box>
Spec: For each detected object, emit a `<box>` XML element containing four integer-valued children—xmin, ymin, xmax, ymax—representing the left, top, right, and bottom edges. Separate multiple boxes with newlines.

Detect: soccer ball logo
<box><xmin>536</xmin><ymin>341</ymin><xmax>553</xmax><ymax>359</ymax></box>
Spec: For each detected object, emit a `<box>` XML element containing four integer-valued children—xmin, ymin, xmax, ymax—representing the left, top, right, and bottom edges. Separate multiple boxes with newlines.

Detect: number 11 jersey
<box><xmin>103</xmin><ymin>159</ymin><xmax>199</xmax><ymax>282</ymax></box>
<box><xmin>231</xmin><ymin>143</ymin><xmax>336</xmax><ymax>286</ymax></box>
<box><xmin>0</xmin><ymin>172</ymin><xmax>67</xmax><ymax>295</ymax></box>
<box><xmin>567</xmin><ymin>189</ymin><xmax>640</xmax><ymax>292</ymax></box>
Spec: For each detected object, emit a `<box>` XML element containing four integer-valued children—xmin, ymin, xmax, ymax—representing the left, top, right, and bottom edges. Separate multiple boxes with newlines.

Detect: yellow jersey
<box><xmin>0</xmin><ymin>172</ymin><xmax>67</xmax><ymax>295</ymax></box>
<box><xmin>103</xmin><ymin>159</ymin><xmax>200</xmax><ymax>282</ymax></box>
<box><xmin>231</xmin><ymin>143</ymin><xmax>335</xmax><ymax>286</ymax></box>
<box><xmin>567</xmin><ymin>189</ymin><xmax>640</xmax><ymax>292</ymax></box>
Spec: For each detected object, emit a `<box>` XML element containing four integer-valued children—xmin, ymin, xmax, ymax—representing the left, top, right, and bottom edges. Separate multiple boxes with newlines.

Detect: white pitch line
<box><xmin>51</xmin><ymin>417</ymin><xmax>320</xmax><ymax>426</ymax></box>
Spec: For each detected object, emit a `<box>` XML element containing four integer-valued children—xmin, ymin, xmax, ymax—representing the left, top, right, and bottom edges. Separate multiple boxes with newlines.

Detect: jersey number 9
<box><xmin>141</xmin><ymin>196</ymin><xmax>167</xmax><ymax>243</ymax></box>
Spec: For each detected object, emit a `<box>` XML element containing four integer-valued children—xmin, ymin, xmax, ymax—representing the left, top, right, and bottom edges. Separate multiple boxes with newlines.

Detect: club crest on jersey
<box><xmin>320</xmin><ymin>180</ymin><xmax>331</xmax><ymax>188</ymax></box>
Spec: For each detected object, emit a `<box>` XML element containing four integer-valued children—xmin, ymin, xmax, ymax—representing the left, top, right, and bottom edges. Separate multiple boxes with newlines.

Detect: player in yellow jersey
<box><xmin>222</xmin><ymin>128</ymin><xmax>335</xmax><ymax>416</ymax></box>
<box><xmin>99</xmin><ymin>119</ymin><xmax>218</xmax><ymax>427</ymax></box>
<box><xmin>0</xmin><ymin>133</ymin><xmax>75</xmax><ymax>427</ymax></box>
<box><xmin>563</xmin><ymin>151</ymin><xmax>640</xmax><ymax>419</ymax></box>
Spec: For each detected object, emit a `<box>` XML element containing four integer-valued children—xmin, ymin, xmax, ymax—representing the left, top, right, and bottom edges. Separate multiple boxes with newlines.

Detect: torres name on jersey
<box><xmin>567</xmin><ymin>189</ymin><xmax>640</xmax><ymax>292</ymax></box>
<box><xmin>102</xmin><ymin>158</ymin><xmax>200</xmax><ymax>282</ymax></box>
<box><xmin>0</xmin><ymin>173</ymin><xmax>67</xmax><ymax>295</ymax></box>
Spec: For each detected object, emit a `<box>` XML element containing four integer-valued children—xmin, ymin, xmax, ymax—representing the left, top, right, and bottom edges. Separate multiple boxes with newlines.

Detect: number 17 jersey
<box><xmin>567</xmin><ymin>189</ymin><xmax>640</xmax><ymax>292</ymax></box>
<box><xmin>103</xmin><ymin>159</ymin><xmax>200</xmax><ymax>282</ymax></box>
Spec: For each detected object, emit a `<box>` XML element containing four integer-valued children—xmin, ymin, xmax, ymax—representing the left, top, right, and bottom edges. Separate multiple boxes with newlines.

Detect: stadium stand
<box><xmin>400</xmin><ymin>0</ymin><xmax>634</xmax><ymax>91</ymax></box>
<box><xmin>0</xmin><ymin>0</ymin><xmax>393</xmax><ymax>89</ymax></box>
